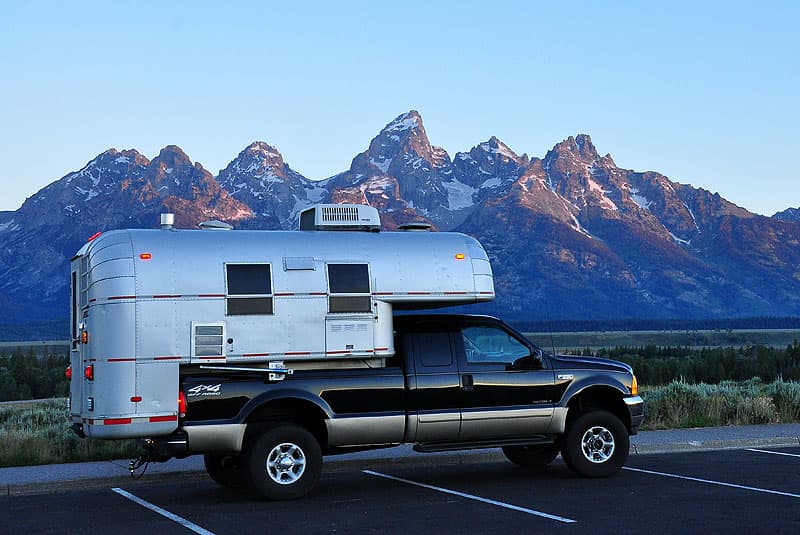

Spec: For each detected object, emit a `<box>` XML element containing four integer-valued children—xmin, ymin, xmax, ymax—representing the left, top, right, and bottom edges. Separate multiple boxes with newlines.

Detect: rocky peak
<box><xmin>242</xmin><ymin>141</ymin><xmax>287</xmax><ymax>168</ymax></box>
<box><xmin>146</xmin><ymin>145</ymin><xmax>196</xmax><ymax>183</ymax></box>
<box><xmin>453</xmin><ymin>136</ymin><xmax>531</xmax><ymax>194</ymax></box>
<box><xmin>547</xmin><ymin>134</ymin><xmax>600</xmax><ymax>166</ymax></box>
<box><xmin>216</xmin><ymin>141</ymin><xmax>324</xmax><ymax>230</ymax></box>
<box><xmin>773</xmin><ymin>207</ymin><xmax>800</xmax><ymax>223</ymax></box>
<box><xmin>364</xmin><ymin>110</ymin><xmax>444</xmax><ymax>173</ymax></box>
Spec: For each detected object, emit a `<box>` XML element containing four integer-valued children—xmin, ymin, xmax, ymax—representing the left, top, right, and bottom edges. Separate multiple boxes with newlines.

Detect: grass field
<box><xmin>2</xmin><ymin>378</ymin><xmax>799</xmax><ymax>467</ymax></box>
<box><xmin>524</xmin><ymin>329</ymin><xmax>800</xmax><ymax>352</ymax></box>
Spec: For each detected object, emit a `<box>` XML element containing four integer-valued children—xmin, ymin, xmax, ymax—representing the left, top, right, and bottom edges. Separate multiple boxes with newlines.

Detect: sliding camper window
<box><xmin>327</xmin><ymin>263</ymin><xmax>371</xmax><ymax>313</ymax></box>
<box><xmin>225</xmin><ymin>263</ymin><xmax>273</xmax><ymax>315</ymax></box>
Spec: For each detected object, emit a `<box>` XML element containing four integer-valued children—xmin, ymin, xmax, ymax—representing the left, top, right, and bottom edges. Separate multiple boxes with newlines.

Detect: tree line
<box><xmin>584</xmin><ymin>342</ymin><xmax>800</xmax><ymax>385</ymax></box>
<box><xmin>0</xmin><ymin>348</ymin><xmax>69</xmax><ymax>401</ymax></box>
<box><xmin>512</xmin><ymin>316</ymin><xmax>800</xmax><ymax>333</ymax></box>
<box><xmin>2</xmin><ymin>342</ymin><xmax>800</xmax><ymax>401</ymax></box>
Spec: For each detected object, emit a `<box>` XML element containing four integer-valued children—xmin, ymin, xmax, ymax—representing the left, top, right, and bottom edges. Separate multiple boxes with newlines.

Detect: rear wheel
<box><xmin>204</xmin><ymin>453</ymin><xmax>249</xmax><ymax>489</ymax></box>
<box><xmin>561</xmin><ymin>410</ymin><xmax>628</xmax><ymax>478</ymax></box>
<box><xmin>244</xmin><ymin>424</ymin><xmax>322</xmax><ymax>500</ymax></box>
<box><xmin>502</xmin><ymin>444</ymin><xmax>559</xmax><ymax>467</ymax></box>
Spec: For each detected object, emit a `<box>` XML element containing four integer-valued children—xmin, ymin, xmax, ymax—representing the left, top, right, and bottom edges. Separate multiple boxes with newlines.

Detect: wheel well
<box><xmin>566</xmin><ymin>386</ymin><xmax>631</xmax><ymax>432</ymax></box>
<box><xmin>244</xmin><ymin>398</ymin><xmax>328</xmax><ymax>447</ymax></box>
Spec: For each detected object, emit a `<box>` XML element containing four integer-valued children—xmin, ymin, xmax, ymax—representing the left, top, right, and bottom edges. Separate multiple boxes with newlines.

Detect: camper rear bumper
<box><xmin>141</xmin><ymin>423</ymin><xmax>248</xmax><ymax>461</ymax></box>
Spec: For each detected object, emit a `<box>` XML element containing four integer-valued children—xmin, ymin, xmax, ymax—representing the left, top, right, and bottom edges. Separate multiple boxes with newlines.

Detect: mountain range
<box><xmin>1</xmin><ymin>110</ymin><xmax>799</xmax><ymax>330</ymax></box>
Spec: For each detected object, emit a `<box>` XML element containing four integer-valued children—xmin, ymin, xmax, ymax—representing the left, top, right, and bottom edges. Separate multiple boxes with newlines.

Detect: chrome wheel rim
<box><xmin>266</xmin><ymin>442</ymin><xmax>307</xmax><ymax>485</ymax></box>
<box><xmin>580</xmin><ymin>425</ymin><xmax>615</xmax><ymax>464</ymax></box>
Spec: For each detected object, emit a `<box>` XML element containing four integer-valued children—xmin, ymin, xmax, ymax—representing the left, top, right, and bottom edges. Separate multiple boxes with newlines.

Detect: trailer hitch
<box><xmin>128</xmin><ymin>456</ymin><xmax>149</xmax><ymax>480</ymax></box>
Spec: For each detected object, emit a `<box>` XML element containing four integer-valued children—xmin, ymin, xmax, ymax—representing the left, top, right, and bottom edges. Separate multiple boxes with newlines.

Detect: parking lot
<box><xmin>3</xmin><ymin>446</ymin><xmax>799</xmax><ymax>534</ymax></box>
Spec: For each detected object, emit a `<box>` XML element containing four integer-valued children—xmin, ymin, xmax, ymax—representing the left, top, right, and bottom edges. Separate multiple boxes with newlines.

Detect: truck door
<box><xmin>456</xmin><ymin>323</ymin><xmax>555</xmax><ymax>440</ymax></box>
<box><xmin>406</xmin><ymin>329</ymin><xmax>461</xmax><ymax>442</ymax></box>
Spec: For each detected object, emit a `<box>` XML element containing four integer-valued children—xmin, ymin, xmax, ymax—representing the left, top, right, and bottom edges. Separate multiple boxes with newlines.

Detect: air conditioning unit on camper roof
<box><xmin>299</xmin><ymin>204</ymin><xmax>381</xmax><ymax>232</ymax></box>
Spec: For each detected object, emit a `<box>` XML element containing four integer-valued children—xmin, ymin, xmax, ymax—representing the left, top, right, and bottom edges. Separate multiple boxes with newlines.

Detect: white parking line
<box><xmin>746</xmin><ymin>448</ymin><xmax>800</xmax><ymax>458</ymax></box>
<box><xmin>111</xmin><ymin>487</ymin><xmax>216</xmax><ymax>535</ymax></box>
<box><xmin>623</xmin><ymin>467</ymin><xmax>800</xmax><ymax>498</ymax></box>
<box><xmin>362</xmin><ymin>470</ymin><xmax>576</xmax><ymax>523</ymax></box>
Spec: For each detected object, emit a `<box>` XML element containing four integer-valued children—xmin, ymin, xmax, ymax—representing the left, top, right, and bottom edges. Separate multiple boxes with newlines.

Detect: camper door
<box><xmin>325</xmin><ymin>263</ymin><xmax>374</xmax><ymax>355</ymax></box>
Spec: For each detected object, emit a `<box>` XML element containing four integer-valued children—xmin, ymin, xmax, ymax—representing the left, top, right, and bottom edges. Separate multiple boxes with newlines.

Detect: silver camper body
<box><xmin>68</xmin><ymin>205</ymin><xmax>494</xmax><ymax>439</ymax></box>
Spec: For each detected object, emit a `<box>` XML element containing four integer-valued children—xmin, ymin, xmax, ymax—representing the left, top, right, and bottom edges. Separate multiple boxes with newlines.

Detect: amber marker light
<box><xmin>631</xmin><ymin>375</ymin><xmax>639</xmax><ymax>396</ymax></box>
<box><xmin>81</xmin><ymin>331</ymin><xmax>89</xmax><ymax>344</ymax></box>
<box><xmin>140</xmin><ymin>253</ymin><xmax>152</xmax><ymax>260</ymax></box>
<box><xmin>455</xmin><ymin>253</ymin><xmax>465</xmax><ymax>260</ymax></box>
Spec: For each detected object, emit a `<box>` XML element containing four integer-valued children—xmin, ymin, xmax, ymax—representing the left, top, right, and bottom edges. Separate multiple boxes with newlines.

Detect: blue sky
<box><xmin>1</xmin><ymin>1</ymin><xmax>797</xmax><ymax>215</ymax></box>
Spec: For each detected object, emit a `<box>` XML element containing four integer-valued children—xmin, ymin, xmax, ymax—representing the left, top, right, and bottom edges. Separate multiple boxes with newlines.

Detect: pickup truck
<box><xmin>141</xmin><ymin>314</ymin><xmax>644</xmax><ymax>500</ymax></box>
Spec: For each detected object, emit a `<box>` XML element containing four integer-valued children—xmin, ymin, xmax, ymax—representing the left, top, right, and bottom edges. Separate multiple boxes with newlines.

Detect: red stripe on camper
<box><xmin>154</xmin><ymin>356</ymin><xmax>182</xmax><ymax>361</ymax></box>
<box><xmin>199</xmin><ymin>356</ymin><xmax>226</xmax><ymax>360</ymax></box>
<box><xmin>153</xmin><ymin>294</ymin><xmax>181</xmax><ymax>298</ymax></box>
<box><xmin>108</xmin><ymin>358</ymin><xmax>136</xmax><ymax>363</ymax></box>
<box><xmin>274</xmin><ymin>292</ymin><xmax>294</xmax><ymax>296</ymax></box>
<box><xmin>243</xmin><ymin>353</ymin><xmax>271</xmax><ymax>357</ymax></box>
<box><xmin>108</xmin><ymin>295</ymin><xmax>135</xmax><ymax>300</ymax></box>
<box><xmin>103</xmin><ymin>418</ymin><xmax>132</xmax><ymax>425</ymax></box>
<box><xmin>149</xmin><ymin>415</ymin><xmax>178</xmax><ymax>423</ymax></box>
<box><xmin>285</xmin><ymin>351</ymin><xmax>311</xmax><ymax>356</ymax></box>
<box><xmin>374</xmin><ymin>347</ymin><xmax>389</xmax><ymax>351</ymax></box>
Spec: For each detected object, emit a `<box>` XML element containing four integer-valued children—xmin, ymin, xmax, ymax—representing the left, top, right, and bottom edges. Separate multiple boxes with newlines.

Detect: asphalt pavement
<box><xmin>1</xmin><ymin>422</ymin><xmax>798</xmax><ymax>497</ymax></box>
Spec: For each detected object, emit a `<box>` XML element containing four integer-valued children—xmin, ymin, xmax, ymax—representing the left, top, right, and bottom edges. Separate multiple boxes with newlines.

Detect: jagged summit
<box><xmin>383</xmin><ymin>110</ymin><xmax>423</xmax><ymax>133</ymax></box>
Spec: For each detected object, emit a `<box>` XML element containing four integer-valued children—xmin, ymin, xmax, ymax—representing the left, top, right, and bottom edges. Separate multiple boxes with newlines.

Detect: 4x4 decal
<box><xmin>186</xmin><ymin>384</ymin><xmax>222</xmax><ymax>397</ymax></box>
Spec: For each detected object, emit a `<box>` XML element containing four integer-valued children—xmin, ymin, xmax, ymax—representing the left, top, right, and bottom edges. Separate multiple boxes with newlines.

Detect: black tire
<box><xmin>560</xmin><ymin>410</ymin><xmax>629</xmax><ymax>478</ymax></box>
<box><xmin>203</xmin><ymin>453</ymin><xmax>249</xmax><ymax>489</ymax></box>
<box><xmin>244</xmin><ymin>424</ymin><xmax>322</xmax><ymax>500</ymax></box>
<box><xmin>502</xmin><ymin>444</ymin><xmax>559</xmax><ymax>467</ymax></box>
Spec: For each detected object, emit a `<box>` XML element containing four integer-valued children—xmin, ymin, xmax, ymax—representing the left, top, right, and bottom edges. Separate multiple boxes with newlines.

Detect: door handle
<box><xmin>462</xmin><ymin>374</ymin><xmax>474</xmax><ymax>392</ymax></box>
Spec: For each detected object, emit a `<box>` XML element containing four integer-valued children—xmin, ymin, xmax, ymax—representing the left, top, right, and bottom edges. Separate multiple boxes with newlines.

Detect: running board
<box><xmin>414</xmin><ymin>435</ymin><xmax>555</xmax><ymax>453</ymax></box>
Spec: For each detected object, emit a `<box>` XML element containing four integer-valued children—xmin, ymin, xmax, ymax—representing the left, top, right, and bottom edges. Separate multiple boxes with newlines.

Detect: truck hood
<box><xmin>548</xmin><ymin>354</ymin><xmax>633</xmax><ymax>375</ymax></box>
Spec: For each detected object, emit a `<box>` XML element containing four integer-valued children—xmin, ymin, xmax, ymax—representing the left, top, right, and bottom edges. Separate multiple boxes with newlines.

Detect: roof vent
<box><xmin>397</xmin><ymin>222</ymin><xmax>432</xmax><ymax>232</ymax></box>
<box><xmin>160</xmin><ymin>213</ymin><xmax>174</xmax><ymax>230</ymax></box>
<box><xmin>299</xmin><ymin>204</ymin><xmax>381</xmax><ymax>232</ymax></box>
<box><xmin>199</xmin><ymin>220</ymin><xmax>234</xmax><ymax>231</ymax></box>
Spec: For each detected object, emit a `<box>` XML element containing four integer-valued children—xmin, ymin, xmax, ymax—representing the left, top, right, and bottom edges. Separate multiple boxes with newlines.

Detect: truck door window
<box><xmin>225</xmin><ymin>264</ymin><xmax>273</xmax><ymax>315</ymax></box>
<box><xmin>327</xmin><ymin>263</ymin><xmax>371</xmax><ymax>313</ymax></box>
<box><xmin>414</xmin><ymin>331</ymin><xmax>454</xmax><ymax>368</ymax></box>
<box><xmin>461</xmin><ymin>325</ymin><xmax>531</xmax><ymax>368</ymax></box>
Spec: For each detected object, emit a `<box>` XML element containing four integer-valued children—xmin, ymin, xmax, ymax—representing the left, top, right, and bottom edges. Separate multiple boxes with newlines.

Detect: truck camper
<box><xmin>69</xmin><ymin>203</ymin><xmax>642</xmax><ymax>500</ymax></box>
<box><xmin>68</xmin><ymin>204</ymin><xmax>494</xmax><ymax>440</ymax></box>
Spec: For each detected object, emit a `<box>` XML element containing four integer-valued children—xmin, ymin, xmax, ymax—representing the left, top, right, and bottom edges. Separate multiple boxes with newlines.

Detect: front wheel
<box><xmin>502</xmin><ymin>444</ymin><xmax>559</xmax><ymax>467</ymax></box>
<box><xmin>561</xmin><ymin>410</ymin><xmax>629</xmax><ymax>478</ymax></box>
<box><xmin>244</xmin><ymin>424</ymin><xmax>322</xmax><ymax>500</ymax></box>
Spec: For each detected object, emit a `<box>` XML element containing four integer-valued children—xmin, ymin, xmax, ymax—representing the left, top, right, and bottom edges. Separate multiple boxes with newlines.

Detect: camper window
<box><xmin>327</xmin><ymin>263</ymin><xmax>371</xmax><ymax>313</ymax></box>
<box><xmin>225</xmin><ymin>263</ymin><xmax>273</xmax><ymax>315</ymax></box>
